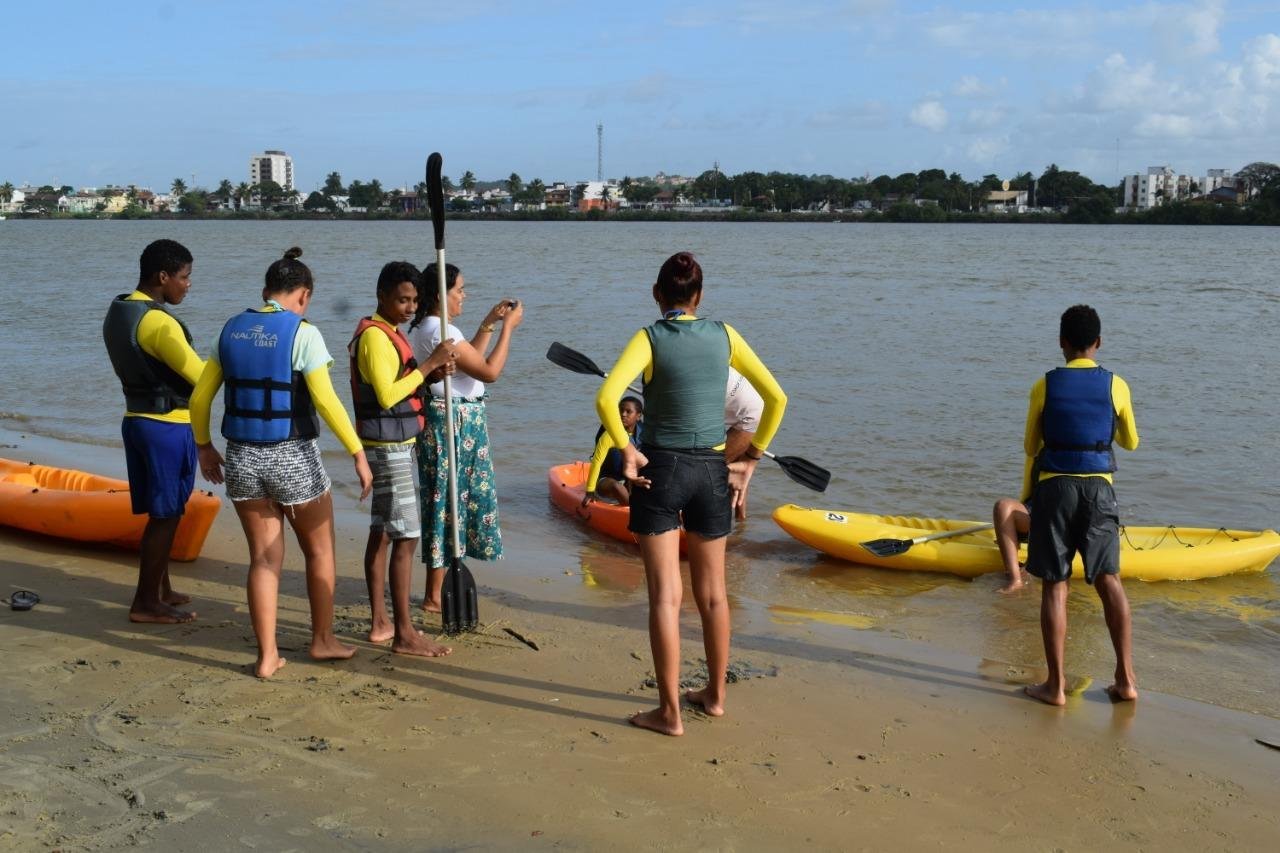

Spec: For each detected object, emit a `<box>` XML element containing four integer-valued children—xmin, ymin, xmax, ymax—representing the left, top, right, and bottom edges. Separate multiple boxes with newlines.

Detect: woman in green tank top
<box><xmin>595</xmin><ymin>251</ymin><xmax>787</xmax><ymax>736</ymax></box>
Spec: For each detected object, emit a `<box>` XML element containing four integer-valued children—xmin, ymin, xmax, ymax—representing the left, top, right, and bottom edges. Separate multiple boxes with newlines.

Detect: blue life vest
<box><xmin>1038</xmin><ymin>366</ymin><xmax>1116</xmax><ymax>475</ymax></box>
<box><xmin>217</xmin><ymin>309</ymin><xmax>319</xmax><ymax>443</ymax></box>
<box><xmin>595</xmin><ymin>423</ymin><xmax>642</xmax><ymax>480</ymax></box>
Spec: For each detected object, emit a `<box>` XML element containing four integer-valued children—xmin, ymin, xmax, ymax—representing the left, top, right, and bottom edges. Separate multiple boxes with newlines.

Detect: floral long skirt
<box><xmin>416</xmin><ymin>398</ymin><xmax>503</xmax><ymax>568</ymax></box>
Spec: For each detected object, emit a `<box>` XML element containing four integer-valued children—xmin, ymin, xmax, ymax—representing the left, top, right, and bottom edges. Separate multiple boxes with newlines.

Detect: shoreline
<box><xmin>3</xmin><ymin>431</ymin><xmax>1280</xmax><ymax>847</ymax></box>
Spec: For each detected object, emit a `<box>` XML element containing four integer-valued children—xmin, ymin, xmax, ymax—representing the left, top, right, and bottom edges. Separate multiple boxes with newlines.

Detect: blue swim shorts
<box><xmin>121</xmin><ymin>417</ymin><xmax>197</xmax><ymax>519</ymax></box>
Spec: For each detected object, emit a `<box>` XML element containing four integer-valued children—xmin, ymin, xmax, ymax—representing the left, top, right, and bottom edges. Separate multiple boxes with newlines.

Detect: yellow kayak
<box><xmin>772</xmin><ymin>504</ymin><xmax>1280</xmax><ymax>582</ymax></box>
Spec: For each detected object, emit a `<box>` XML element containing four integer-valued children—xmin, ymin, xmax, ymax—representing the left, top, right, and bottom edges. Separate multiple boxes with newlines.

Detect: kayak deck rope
<box><xmin>1120</xmin><ymin>525</ymin><xmax>1239</xmax><ymax>551</ymax></box>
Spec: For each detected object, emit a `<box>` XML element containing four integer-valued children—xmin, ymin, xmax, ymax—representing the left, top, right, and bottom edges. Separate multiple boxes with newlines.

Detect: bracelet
<box><xmin>745</xmin><ymin>448</ymin><xmax>764</xmax><ymax>461</ymax></box>
<box><xmin>479</xmin><ymin>323</ymin><xmax>495</xmax><ymax>333</ymax></box>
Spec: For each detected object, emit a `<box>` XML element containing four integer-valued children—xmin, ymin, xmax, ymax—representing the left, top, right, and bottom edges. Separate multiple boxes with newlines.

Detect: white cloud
<box><xmin>1243</xmin><ymin>33</ymin><xmax>1280</xmax><ymax>89</ymax></box>
<box><xmin>953</xmin><ymin>75</ymin><xmax>992</xmax><ymax>98</ymax></box>
<box><xmin>1134</xmin><ymin>113</ymin><xmax>1196</xmax><ymax>138</ymax></box>
<box><xmin>909</xmin><ymin>100</ymin><xmax>948</xmax><ymax>132</ymax></box>
<box><xmin>806</xmin><ymin>100</ymin><xmax>890</xmax><ymax>128</ymax></box>
<box><xmin>966</xmin><ymin>137</ymin><xmax>1010</xmax><ymax>163</ymax></box>
<box><xmin>963</xmin><ymin>107</ymin><xmax>1005</xmax><ymax>131</ymax></box>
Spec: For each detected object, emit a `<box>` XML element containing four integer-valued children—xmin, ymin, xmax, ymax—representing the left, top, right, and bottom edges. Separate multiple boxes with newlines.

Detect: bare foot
<box><xmin>1025</xmin><ymin>681</ymin><xmax>1066</xmax><ymax>706</ymax></box>
<box><xmin>367</xmin><ymin>618</ymin><xmax>394</xmax><ymax>644</ymax></box>
<box><xmin>129</xmin><ymin>603</ymin><xmax>197</xmax><ymax>624</ymax></box>
<box><xmin>685</xmin><ymin>687</ymin><xmax>725</xmax><ymax>717</ymax></box>
<box><xmin>1105</xmin><ymin>682</ymin><xmax>1138</xmax><ymax>702</ymax></box>
<box><xmin>392</xmin><ymin>630</ymin><xmax>453</xmax><ymax>657</ymax></box>
<box><xmin>255</xmin><ymin>654</ymin><xmax>286</xmax><ymax>679</ymax></box>
<box><xmin>997</xmin><ymin>569</ymin><xmax>1030</xmax><ymax>594</ymax></box>
<box><xmin>420</xmin><ymin>599</ymin><xmax>442</xmax><ymax>614</ymax></box>
<box><xmin>629</xmin><ymin>707</ymin><xmax>683</xmax><ymax>736</ymax></box>
<box><xmin>310</xmin><ymin>636</ymin><xmax>357</xmax><ymax>662</ymax></box>
<box><xmin>163</xmin><ymin>590</ymin><xmax>192</xmax><ymax>606</ymax></box>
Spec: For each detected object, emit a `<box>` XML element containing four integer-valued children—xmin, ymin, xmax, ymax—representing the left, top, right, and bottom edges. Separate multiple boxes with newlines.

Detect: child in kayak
<box><xmin>1022</xmin><ymin>304</ymin><xmax>1139</xmax><ymax>706</ymax></box>
<box><xmin>349</xmin><ymin>261</ymin><xmax>457</xmax><ymax>656</ymax></box>
<box><xmin>596</xmin><ymin>251</ymin><xmax>787</xmax><ymax>736</ymax></box>
<box><xmin>992</xmin><ymin>496</ymin><xmax>1031</xmax><ymax>593</ymax></box>
<box><xmin>584</xmin><ymin>396</ymin><xmax>643</xmax><ymax>505</ymax></box>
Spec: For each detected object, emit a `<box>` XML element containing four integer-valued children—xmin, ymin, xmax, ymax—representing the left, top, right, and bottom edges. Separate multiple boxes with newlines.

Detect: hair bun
<box><xmin>283</xmin><ymin>246</ymin><xmax>303</xmax><ymax>260</ymax></box>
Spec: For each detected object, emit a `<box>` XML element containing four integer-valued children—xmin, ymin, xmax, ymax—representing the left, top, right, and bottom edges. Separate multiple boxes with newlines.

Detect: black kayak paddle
<box><xmin>860</xmin><ymin>522</ymin><xmax>995</xmax><ymax>558</ymax></box>
<box><xmin>545</xmin><ymin>341</ymin><xmax>831</xmax><ymax>493</ymax></box>
<box><xmin>428</xmin><ymin>152</ymin><xmax>478</xmax><ymax>633</ymax></box>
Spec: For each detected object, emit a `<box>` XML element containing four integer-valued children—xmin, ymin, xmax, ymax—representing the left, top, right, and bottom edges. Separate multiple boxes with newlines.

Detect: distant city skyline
<box><xmin>2</xmin><ymin>1</ymin><xmax>1276</xmax><ymax>190</ymax></box>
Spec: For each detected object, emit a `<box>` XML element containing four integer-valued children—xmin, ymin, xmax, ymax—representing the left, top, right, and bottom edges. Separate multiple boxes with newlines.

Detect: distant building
<box><xmin>249</xmin><ymin>150</ymin><xmax>294</xmax><ymax>191</ymax></box>
<box><xmin>1122</xmin><ymin>166</ymin><xmax>1234</xmax><ymax>210</ymax></box>
<box><xmin>985</xmin><ymin>189</ymin><xmax>1029</xmax><ymax>212</ymax></box>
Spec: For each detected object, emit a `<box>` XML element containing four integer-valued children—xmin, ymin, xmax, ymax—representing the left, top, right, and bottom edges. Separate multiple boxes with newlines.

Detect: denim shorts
<box><xmin>1025</xmin><ymin>476</ymin><xmax>1120</xmax><ymax>584</ymax></box>
<box><xmin>628</xmin><ymin>446</ymin><xmax>731</xmax><ymax>540</ymax></box>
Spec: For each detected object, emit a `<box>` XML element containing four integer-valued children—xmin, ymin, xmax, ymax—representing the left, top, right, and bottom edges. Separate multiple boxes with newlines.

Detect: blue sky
<box><xmin>3</xmin><ymin>1</ymin><xmax>1277</xmax><ymax>191</ymax></box>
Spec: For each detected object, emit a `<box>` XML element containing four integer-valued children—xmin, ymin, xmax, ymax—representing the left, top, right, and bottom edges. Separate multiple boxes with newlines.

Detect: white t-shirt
<box><xmin>405</xmin><ymin>316</ymin><xmax>486</xmax><ymax>398</ymax></box>
<box><xmin>724</xmin><ymin>367</ymin><xmax>763</xmax><ymax>432</ymax></box>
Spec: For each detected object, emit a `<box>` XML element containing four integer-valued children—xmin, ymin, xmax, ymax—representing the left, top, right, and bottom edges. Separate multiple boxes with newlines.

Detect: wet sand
<box><xmin>3</xmin><ymin>498</ymin><xmax>1279</xmax><ymax>851</ymax></box>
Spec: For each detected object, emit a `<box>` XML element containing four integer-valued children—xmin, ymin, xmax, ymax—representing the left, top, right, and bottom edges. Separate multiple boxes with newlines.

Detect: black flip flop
<box><xmin>9</xmin><ymin>590</ymin><xmax>39</xmax><ymax>611</ymax></box>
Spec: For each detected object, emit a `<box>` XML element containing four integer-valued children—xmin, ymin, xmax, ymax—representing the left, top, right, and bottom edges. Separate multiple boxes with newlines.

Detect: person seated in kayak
<box><xmin>723</xmin><ymin>367</ymin><xmax>764</xmax><ymax>520</ymax></box>
<box><xmin>349</xmin><ymin>261</ymin><xmax>458</xmax><ymax>657</ymax></box>
<box><xmin>584</xmin><ymin>396</ymin><xmax>643</xmax><ymax>506</ymax></box>
<box><xmin>102</xmin><ymin>239</ymin><xmax>205</xmax><ymax>625</ymax></box>
<box><xmin>1021</xmin><ymin>304</ymin><xmax>1139</xmax><ymax>707</ymax></box>
<box><xmin>992</xmin><ymin>496</ymin><xmax>1031</xmax><ymax>593</ymax></box>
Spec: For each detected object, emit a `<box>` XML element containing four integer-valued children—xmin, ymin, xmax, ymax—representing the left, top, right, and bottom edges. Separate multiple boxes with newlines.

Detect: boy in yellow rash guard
<box><xmin>102</xmin><ymin>239</ymin><xmax>205</xmax><ymax>625</ymax></box>
<box><xmin>1021</xmin><ymin>304</ymin><xmax>1139</xmax><ymax>707</ymax></box>
<box><xmin>584</xmin><ymin>396</ymin><xmax>643</xmax><ymax>505</ymax></box>
<box><xmin>350</xmin><ymin>262</ymin><xmax>456</xmax><ymax>658</ymax></box>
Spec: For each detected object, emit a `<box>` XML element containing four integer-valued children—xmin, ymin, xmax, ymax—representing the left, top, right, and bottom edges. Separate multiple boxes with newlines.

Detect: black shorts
<box><xmin>1025</xmin><ymin>476</ymin><xmax>1120</xmax><ymax>584</ymax></box>
<box><xmin>628</xmin><ymin>446</ymin><xmax>731</xmax><ymax>540</ymax></box>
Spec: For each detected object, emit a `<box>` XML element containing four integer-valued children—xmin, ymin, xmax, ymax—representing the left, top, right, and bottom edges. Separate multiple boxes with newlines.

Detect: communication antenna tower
<box><xmin>597</xmin><ymin>122</ymin><xmax>603</xmax><ymax>182</ymax></box>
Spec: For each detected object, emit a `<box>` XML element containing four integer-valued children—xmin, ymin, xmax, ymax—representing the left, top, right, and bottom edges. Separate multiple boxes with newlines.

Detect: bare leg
<box><xmin>363</xmin><ymin>528</ymin><xmax>393</xmax><ymax>642</ymax></box>
<box><xmin>686</xmin><ymin>533</ymin><xmax>729</xmax><ymax>716</ymax></box>
<box><xmin>631</xmin><ymin>530</ymin><xmax>685</xmax><ymax>736</ymax></box>
<box><xmin>390</xmin><ymin>538</ymin><xmax>451</xmax><ymax>657</ymax></box>
<box><xmin>129</xmin><ymin>516</ymin><xmax>196</xmax><ymax>623</ymax></box>
<box><xmin>234</xmin><ymin>499</ymin><xmax>288</xmax><ymax>678</ymax></box>
<box><xmin>159</xmin><ymin>567</ymin><xmax>191</xmax><ymax>606</ymax></box>
<box><xmin>1026</xmin><ymin>579</ymin><xmax>1068</xmax><ymax>706</ymax></box>
<box><xmin>1094</xmin><ymin>573</ymin><xmax>1137</xmax><ymax>701</ymax></box>
<box><xmin>993</xmin><ymin>498</ymin><xmax>1030</xmax><ymax>594</ymax></box>
<box><xmin>289</xmin><ymin>494</ymin><xmax>356</xmax><ymax>664</ymax></box>
<box><xmin>422</xmin><ymin>566</ymin><xmax>444</xmax><ymax>613</ymax></box>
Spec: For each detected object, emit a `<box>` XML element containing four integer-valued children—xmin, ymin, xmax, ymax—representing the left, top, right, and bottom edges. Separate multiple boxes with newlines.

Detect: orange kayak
<box><xmin>0</xmin><ymin>457</ymin><xmax>221</xmax><ymax>561</ymax></box>
<box><xmin>548</xmin><ymin>461</ymin><xmax>686</xmax><ymax>552</ymax></box>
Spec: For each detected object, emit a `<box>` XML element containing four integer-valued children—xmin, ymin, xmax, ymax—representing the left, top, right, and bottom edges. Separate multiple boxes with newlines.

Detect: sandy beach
<box><xmin>3</xmin><ymin>467</ymin><xmax>1279</xmax><ymax>851</ymax></box>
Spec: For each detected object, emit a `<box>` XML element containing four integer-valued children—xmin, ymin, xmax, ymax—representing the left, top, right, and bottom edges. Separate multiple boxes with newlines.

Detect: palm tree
<box><xmin>600</xmin><ymin>184</ymin><xmax>612</xmax><ymax>209</ymax></box>
<box><xmin>506</xmin><ymin>173</ymin><xmax>522</xmax><ymax>197</ymax></box>
<box><xmin>0</xmin><ymin>181</ymin><xmax>13</xmax><ymax>206</ymax></box>
<box><xmin>217</xmin><ymin>179</ymin><xmax>234</xmax><ymax>200</ymax></box>
<box><xmin>171</xmin><ymin>178</ymin><xmax>187</xmax><ymax>197</ymax></box>
<box><xmin>323</xmin><ymin>171</ymin><xmax>345</xmax><ymax>196</ymax></box>
<box><xmin>235</xmin><ymin>182</ymin><xmax>251</xmax><ymax>211</ymax></box>
<box><xmin>461</xmin><ymin>171</ymin><xmax>477</xmax><ymax>193</ymax></box>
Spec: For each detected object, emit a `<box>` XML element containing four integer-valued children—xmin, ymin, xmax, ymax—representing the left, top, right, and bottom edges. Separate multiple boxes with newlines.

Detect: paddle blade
<box><xmin>771</xmin><ymin>454</ymin><xmax>830</xmax><ymax>492</ymax></box>
<box><xmin>440</xmin><ymin>558</ymin><xmax>479</xmax><ymax>634</ymax></box>
<box><xmin>426</xmin><ymin>152</ymin><xmax>445</xmax><ymax>250</ymax></box>
<box><xmin>546</xmin><ymin>341</ymin><xmax>606</xmax><ymax>378</ymax></box>
<box><xmin>860</xmin><ymin>537</ymin><xmax>912</xmax><ymax>558</ymax></box>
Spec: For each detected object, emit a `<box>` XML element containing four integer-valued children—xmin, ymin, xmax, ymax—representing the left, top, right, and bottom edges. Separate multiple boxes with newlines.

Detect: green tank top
<box><xmin>642</xmin><ymin>318</ymin><xmax>730</xmax><ymax>449</ymax></box>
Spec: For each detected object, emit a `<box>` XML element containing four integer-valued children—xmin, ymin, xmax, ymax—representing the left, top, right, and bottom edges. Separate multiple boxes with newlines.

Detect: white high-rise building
<box><xmin>249</xmin><ymin>150</ymin><xmax>294</xmax><ymax>191</ymax></box>
<box><xmin>1121</xmin><ymin>166</ymin><xmax>1234</xmax><ymax>210</ymax></box>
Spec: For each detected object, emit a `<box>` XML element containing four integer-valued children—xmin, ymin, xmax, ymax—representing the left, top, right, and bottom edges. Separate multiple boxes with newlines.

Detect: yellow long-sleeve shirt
<box><xmin>125</xmin><ymin>290</ymin><xmax>205</xmax><ymax>424</ymax></box>
<box><xmin>354</xmin><ymin>314</ymin><xmax>424</xmax><ymax>447</ymax></box>
<box><xmin>595</xmin><ymin>318</ymin><xmax>786</xmax><ymax>454</ymax></box>
<box><xmin>1020</xmin><ymin>358</ymin><xmax>1139</xmax><ymax>501</ymax></box>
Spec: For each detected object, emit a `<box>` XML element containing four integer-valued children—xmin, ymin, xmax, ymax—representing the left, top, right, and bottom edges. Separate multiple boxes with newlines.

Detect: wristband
<box><xmin>745</xmin><ymin>448</ymin><xmax>764</xmax><ymax>461</ymax></box>
<box><xmin>479</xmin><ymin>323</ymin><xmax>495</xmax><ymax>333</ymax></box>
